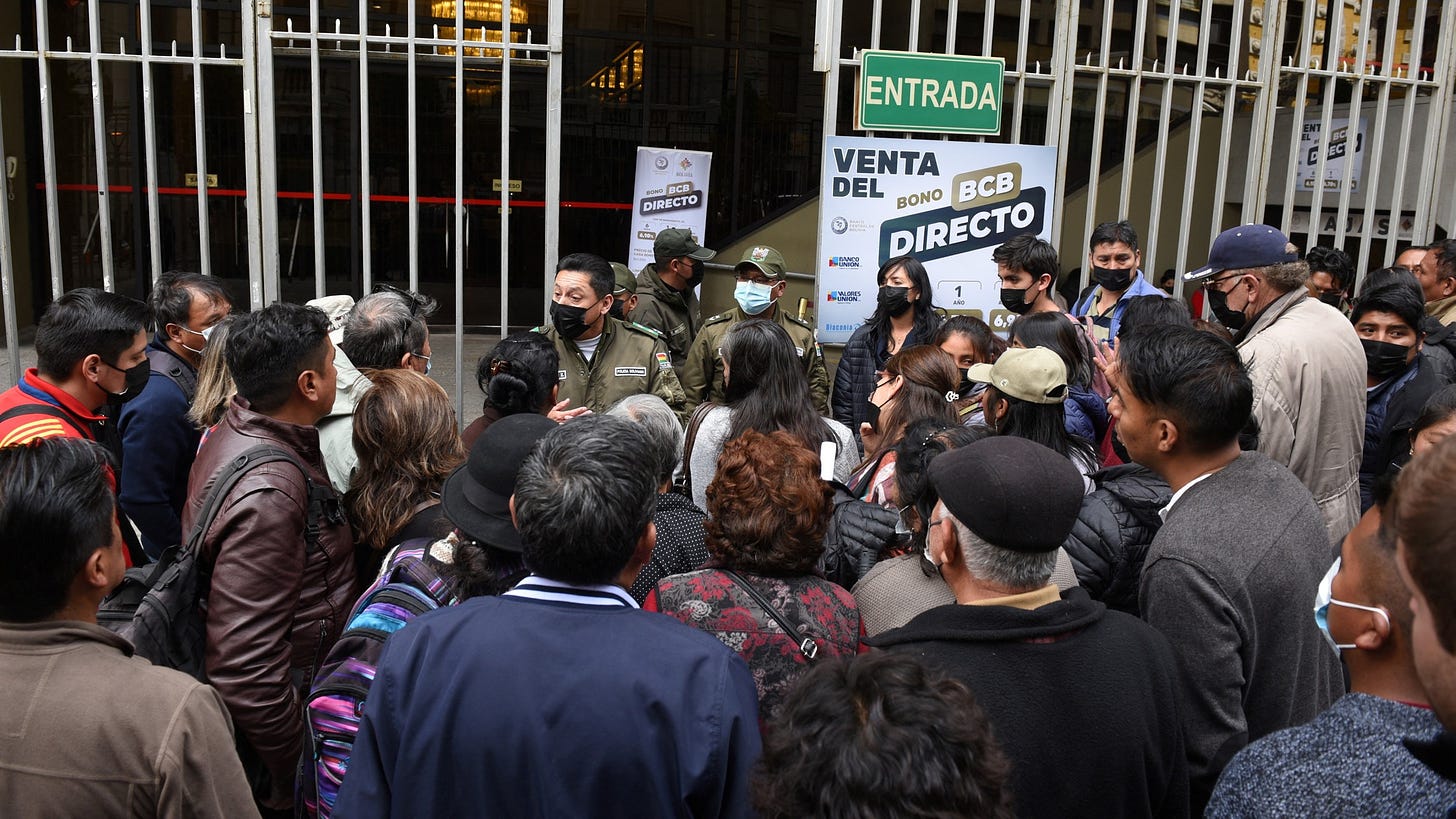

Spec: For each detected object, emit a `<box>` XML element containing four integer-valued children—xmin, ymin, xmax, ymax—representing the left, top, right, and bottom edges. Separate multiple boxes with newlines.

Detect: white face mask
<box><xmin>1312</xmin><ymin>557</ymin><xmax>1389</xmax><ymax>653</ymax></box>
<box><xmin>177</xmin><ymin>322</ymin><xmax>217</xmax><ymax>355</ymax></box>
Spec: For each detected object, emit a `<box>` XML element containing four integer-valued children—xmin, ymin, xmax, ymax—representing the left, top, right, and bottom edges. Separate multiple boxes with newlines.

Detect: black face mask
<box><xmin>1000</xmin><ymin>287</ymin><xmax>1034</xmax><ymax>315</ymax></box>
<box><xmin>957</xmin><ymin>370</ymin><xmax>974</xmax><ymax>397</ymax></box>
<box><xmin>104</xmin><ymin>358</ymin><xmax>151</xmax><ymax>404</ymax></box>
<box><xmin>1091</xmin><ymin>266</ymin><xmax>1134</xmax><ymax>292</ymax></box>
<box><xmin>865</xmin><ymin>395</ymin><xmax>884</xmax><ymax>430</ymax></box>
<box><xmin>1205</xmin><ymin>286</ymin><xmax>1247</xmax><ymax>331</ymax></box>
<box><xmin>550</xmin><ymin>299</ymin><xmax>599</xmax><ymax>340</ymax></box>
<box><xmin>877</xmin><ymin>285</ymin><xmax>913</xmax><ymax>317</ymax></box>
<box><xmin>608</xmin><ymin>300</ymin><xmax>627</xmax><ymax>321</ymax></box>
<box><xmin>1319</xmin><ymin>291</ymin><xmax>1344</xmax><ymax>309</ymax></box>
<box><xmin>1362</xmin><ymin>338</ymin><xmax>1413</xmax><ymax>380</ymax></box>
<box><xmin>687</xmin><ymin>260</ymin><xmax>705</xmax><ymax>289</ymax></box>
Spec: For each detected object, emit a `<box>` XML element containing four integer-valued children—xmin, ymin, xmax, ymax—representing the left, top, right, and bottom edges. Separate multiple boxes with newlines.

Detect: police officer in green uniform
<box><xmin>608</xmin><ymin>262</ymin><xmax>639</xmax><ymax>321</ymax></box>
<box><xmin>631</xmin><ymin>228</ymin><xmax>715</xmax><ymax>378</ymax></box>
<box><xmin>682</xmin><ymin>244</ymin><xmax>830</xmax><ymax>415</ymax></box>
<box><xmin>536</xmin><ymin>252</ymin><xmax>687</xmax><ymax>418</ymax></box>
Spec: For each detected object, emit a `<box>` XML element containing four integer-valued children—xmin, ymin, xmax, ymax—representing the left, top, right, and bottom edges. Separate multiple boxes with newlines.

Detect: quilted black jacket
<box><xmin>831</xmin><ymin>319</ymin><xmax>941</xmax><ymax>436</ymax></box>
<box><xmin>1062</xmin><ymin>464</ymin><xmax>1170</xmax><ymax>616</ymax></box>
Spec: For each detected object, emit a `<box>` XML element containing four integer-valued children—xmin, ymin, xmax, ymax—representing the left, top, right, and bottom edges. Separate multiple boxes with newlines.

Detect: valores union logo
<box><xmin>826</xmin><ymin>290</ymin><xmax>862</xmax><ymax>302</ymax></box>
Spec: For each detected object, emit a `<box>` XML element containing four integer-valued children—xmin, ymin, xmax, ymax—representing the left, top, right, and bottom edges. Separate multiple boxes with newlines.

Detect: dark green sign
<box><xmin>857</xmin><ymin>50</ymin><xmax>1005</xmax><ymax>136</ymax></box>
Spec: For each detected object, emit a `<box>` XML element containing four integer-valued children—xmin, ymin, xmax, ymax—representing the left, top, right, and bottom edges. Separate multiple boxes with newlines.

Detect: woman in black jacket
<box><xmin>831</xmin><ymin>255</ymin><xmax>943</xmax><ymax>438</ymax></box>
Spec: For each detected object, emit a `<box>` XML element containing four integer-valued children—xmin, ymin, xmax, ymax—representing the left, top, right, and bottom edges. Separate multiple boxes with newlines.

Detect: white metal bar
<box><xmin>500</xmin><ymin>0</ymin><xmax>512</xmax><ymax>337</ymax></box>
<box><xmin>1011</xmin><ymin>0</ymin><xmax>1030</xmax><ymax>141</ymax></box>
<box><xmin>544</xmin><ymin>0</ymin><xmax>562</xmax><ymax>319</ymax></box>
<box><xmin>454</xmin><ymin>0</ymin><xmax>465</xmax><ymax>420</ymax></box>
<box><xmin>407</xmin><ymin>0</ymin><xmax>418</xmax><ymax>290</ymax></box>
<box><xmin>309</xmin><ymin>0</ymin><xmax>325</xmax><ymax>298</ymax></box>
<box><xmin>0</xmin><ymin>95</ymin><xmax>21</xmax><ymax>385</ymax></box>
<box><xmin>265</xmin><ymin>30</ymin><xmax>549</xmax><ymax>56</ymax></box>
<box><xmin>256</xmin><ymin>0</ymin><xmax>281</xmax><ymax>304</ymax></box>
<box><xmin>1204</xmin><ymin>0</ymin><xmax>1246</xmax><ymax>282</ymax></box>
<box><xmin>944</xmin><ymin>0</ymin><xmax>958</xmax><ymax>55</ymax></box>
<box><xmin>815</xmin><ymin>0</ymin><xmax>844</xmax><ymax>320</ymax></box>
<box><xmin>1354</xmin><ymin>2</ymin><xmax>1402</xmax><ymax>275</ymax></box>
<box><xmin>1272</xmin><ymin>1</ymin><xmax>1320</xmax><ymax>236</ymax></box>
<box><xmin>870</xmin><ymin>0</ymin><xmax>882</xmax><ymax>51</ymax></box>
<box><xmin>1170</xmin><ymin>0</ymin><xmax>1217</xmax><ymax>281</ymax></box>
<box><xmin>1117</xmin><ymin>0</ymin><xmax>1150</xmax><ymax>216</ymax></box>
<box><xmin>1143</xmin><ymin>0</ymin><xmax>1184</xmax><ymax>273</ymax></box>
<box><xmin>1079</xmin><ymin>1</ymin><xmax>1118</xmax><ymax>273</ymax></box>
<box><xmin>87</xmin><ymin>0</ymin><xmax>115</xmax><ymax>291</ymax></box>
<box><xmin>359</xmin><ymin>0</ymin><xmax>372</xmax><ymax>293</ymax></box>
<box><xmin>907</xmin><ymin>0</ymin><xmax>920</xmax><ymax>52</ymax></box>
<box><xmin>35</xmin><ymin>0</ymin><xmax>63</xmax><ymax>298</ymax></box>
<box><xmin>1046</xmin><ymin>0</ymin><xmax>1079</xmax><ymax>245</ymax></box>
<box><xmin>140</xmin><ymin>0</ymin><xmax>163</xmax><ymax>282</ymax></box>
<box><xmin>187</xmin><ymin>0</ymin><xmax>211</xmax><ymax>279</ymax></box>
<box><xmin>1330</xmin><ymin>6</ymin><xmax>1375</xmax><ymax>251</ymax></box>
<box><xmin>1386</xmin><ymin>0</ymin><xmax>1429</xmax><ymax>259</ymax></box>
<box><xmin>1304</xmin><ymin>7</ymin><xmax>1343</xmax><ymax>250</ymax></box>
<box><xmin>242</xmin><ymin>0</ymin><xmax>266</xmax><ymax>308</ymax></box>
<box><xmin>1415</xmin><ymin>0</ymin><xmax>1456</xmax><ymax>244</ymax></box>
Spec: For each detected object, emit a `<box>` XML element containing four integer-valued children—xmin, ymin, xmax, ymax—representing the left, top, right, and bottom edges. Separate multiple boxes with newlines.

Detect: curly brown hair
<box><xmin>705</xmin><ymin>429</ymin><xmax>833</xmax><ymax>575</ymax></box>
<box><xmin>345</xmin><ymin>369</ymin><xmax>466</xmax><ymax>552</ymax></box>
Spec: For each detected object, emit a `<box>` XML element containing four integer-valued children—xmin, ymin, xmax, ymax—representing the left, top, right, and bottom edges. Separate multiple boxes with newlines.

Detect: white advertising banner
<box><xmin>1298</xmin><ymin>117</ymin><xmax>1367</xmax><ymax>193</ymax></box>
<box><xmin>628</xmin><ymin>147</ymin><xmax>714</xmax><ymax>273</ymax></box>
<box><xmin>816</xmin><ymin>136</ymin><xmax>1058</xmax><ymax>343</ymax></box>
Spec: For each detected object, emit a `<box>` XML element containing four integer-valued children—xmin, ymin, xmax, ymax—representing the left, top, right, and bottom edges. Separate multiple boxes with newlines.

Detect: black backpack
<box><xmin>97</xmin><ymin>445</ymin><xmax>326</xmax><ymax>680</ymax></box>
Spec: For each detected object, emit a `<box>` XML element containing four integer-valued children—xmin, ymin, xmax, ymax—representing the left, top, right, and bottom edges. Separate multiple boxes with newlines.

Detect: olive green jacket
<box><xmin>681</xmin><ymin>305</ymin><xmax>830</xmax><ymax>415</ymax></box>
<box><xmin>536</xmin><ymin>317</ymin><xmax>687</xmax><ymax>418</ymax></box>
<box><xmin>629</xmin><ymin>263</ymin><xmax>700</xmax><ymax>376</ymax></box>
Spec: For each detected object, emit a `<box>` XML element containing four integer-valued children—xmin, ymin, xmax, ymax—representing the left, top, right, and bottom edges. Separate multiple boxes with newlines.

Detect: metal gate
<box><xmin>816</xmin><ymin>0</ymin><xmax>1456</xmax><ymax>297</ymax></box>
<box><xmin>0</xmin><ymin>0</ymin><xmax>563</xmax><ymax>414</ymax></box>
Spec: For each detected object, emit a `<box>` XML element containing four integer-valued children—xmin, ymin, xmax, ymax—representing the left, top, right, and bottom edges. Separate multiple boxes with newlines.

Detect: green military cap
<box><xmin>736</xmin><ymin>245</ymin><xmax>787</xmax><ymax>279</ymax></box>
<box><xmin>611</xmin><ymin>262</ymin><xmax>637</xmax><ymax>295</ymax></box>
<box><xmin>654</xmin><ymin>228</ymin><xmax>716</xmax><ymax>262</ymax></box>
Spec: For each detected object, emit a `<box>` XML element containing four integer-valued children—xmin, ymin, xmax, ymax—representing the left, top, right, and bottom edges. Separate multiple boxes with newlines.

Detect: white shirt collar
<box><xmin>502</xmin><ymin>575</ymin><xmax>639</xmax><ymax>608</ymax></box>
<box><xmin>1159</xmin><ymin>471</ymin><xmax>1217</xmax><ymax>522</ymax></box>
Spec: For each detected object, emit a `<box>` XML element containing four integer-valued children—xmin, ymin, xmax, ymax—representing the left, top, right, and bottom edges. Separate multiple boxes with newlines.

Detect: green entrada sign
<box><xmin>856</xmin><ymin>50</ymin><xmax>1005</xmax><ymax>136</ymax></box>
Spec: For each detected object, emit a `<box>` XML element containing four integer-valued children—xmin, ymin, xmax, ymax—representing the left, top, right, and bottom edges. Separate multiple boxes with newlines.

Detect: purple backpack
<box><xmin>302</xmin><ymin>538</ymin><xmax>458</xmax><ymax>818</ymax></box>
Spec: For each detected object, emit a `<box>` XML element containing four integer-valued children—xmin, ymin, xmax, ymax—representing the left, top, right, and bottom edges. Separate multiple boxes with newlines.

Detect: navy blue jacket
<box><xmin>1360</xmin><ymin>355</ymin><xmax>1439</xmax><ymax>511</ymax></box>
<box><xmin>335</xmin><ymin>589</ymin><xmax>762</xmax><ymax>819</ymax></box>
<box><xmin>117</xmin><ymin>335</ymin><xmax>200</xmax><ymax>557</ymax></box>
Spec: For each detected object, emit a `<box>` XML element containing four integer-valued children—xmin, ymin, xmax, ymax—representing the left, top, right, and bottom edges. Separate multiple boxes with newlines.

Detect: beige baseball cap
<box><xmin>966</xmin><ymin>346</ymin><xmax>1069</xmax><ymax>404</ymax></box>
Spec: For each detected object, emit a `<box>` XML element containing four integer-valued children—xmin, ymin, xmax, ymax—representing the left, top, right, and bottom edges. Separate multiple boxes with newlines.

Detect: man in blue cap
<box><xmin>1184</xmin><ymin>224</ymin><xmax>1364</xmax><ymax>542</ymax></box>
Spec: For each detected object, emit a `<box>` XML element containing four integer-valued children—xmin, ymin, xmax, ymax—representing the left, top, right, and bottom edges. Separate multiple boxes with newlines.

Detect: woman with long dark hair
<box><xmin>832</xmin><ymin>255</ymin><xmax>943</xmax><ymax>436</ymax></box>
<box><xmin>462</xmin><ymin>331</ymin><xmax>588</xmax><ymax>448</ymax></box>
<box><xmin>1008</xmin><ymin>312</ymin><xmax>1108</xmax><ymax>447</ymax></box>
<box><xmin>933</xmin><ymin>314</ymin><xmax>1006</xmax><ymax>426</ymax></box>
<box><xmin>968</xmin><ymin>346</ymin><xmax>1099</xmax><ymax>489</ymax></box>
<box><xmin>686</xmin><ymin>319</ymin><xmax>858</xmax><ymax>511</ymax></box>
<box><xmin>848</xmin><ymin>345</ymin><xmax>961</xmax><ymax>505</ymax></box>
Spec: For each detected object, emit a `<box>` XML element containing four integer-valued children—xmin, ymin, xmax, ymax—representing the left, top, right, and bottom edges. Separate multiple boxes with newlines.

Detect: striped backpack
<box><xmin>302</xmin><ymin>537</ymin><xmax>459</xmax><ymax>818</ymax></box>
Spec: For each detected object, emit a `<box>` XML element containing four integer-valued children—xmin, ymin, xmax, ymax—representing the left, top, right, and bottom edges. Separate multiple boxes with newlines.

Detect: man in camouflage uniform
<box><xmin>682</xmin><ymin>245</ymin><xmax>829</xmax><ymax>414</ymax></box>
<box><xmin>537</xmin><ymin>252</ymin><xmax>687</xmax><ymax>418</ymax></box>
<box><xmin>631</xmin><ymin>228</ymin><xmax>715</xmax><ymax>378</ymax></box>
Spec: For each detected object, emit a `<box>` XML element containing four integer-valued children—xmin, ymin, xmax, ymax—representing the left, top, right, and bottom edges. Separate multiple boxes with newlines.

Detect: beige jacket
<box><xmin>1237</xmin><ymin>288</ymin><xmax>1364</xmax><ymax>542</ymax></box>
<box><xmin>1427</xmin><ymin>294</ymin><xmax>1456</xmax><ymax>326</ymax></box>
<box><xmin>0</xmin><ymin>621</ymin><xmax>258</xmax><ymax>818</ymax></box>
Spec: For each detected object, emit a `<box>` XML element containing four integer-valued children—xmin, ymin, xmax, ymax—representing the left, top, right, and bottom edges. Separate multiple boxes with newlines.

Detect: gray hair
<box><xmin>514</xmin><ymin>415</ymin><xmax>657</xmax><ymax>585</ymax></box>
<box><xmin>607</xmin><ymin>394</ymin><xmax>683</xmax><ymax>487</ymax></box>
<box><xmin>1234</xmin><ymin>244</ymin><xmax>1309</xmax><ymax>294</ymax></box>
<box><xmin>340</xmin><ymin>287</ymin><xmax>437</xmax><ymax>370</ymax></box>
<box><xmin>951</xmin><ymin>517</ymin><xmax>1058</xmax><ymax>591</ymax></box>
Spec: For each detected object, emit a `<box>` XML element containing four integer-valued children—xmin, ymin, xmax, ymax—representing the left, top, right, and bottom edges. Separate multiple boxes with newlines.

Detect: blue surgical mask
<box><xmin>734</xmin><ymin>280</ymin><xmax>776</xmax><ymax>316</ymax></box>
<box><xmin>1313</xmin><ymin>557</ymin><xmax>1389</xmax><ymax>653</ymax></box>
<box><xmin>177</xmin><ymin>322</ymin><xmax>217</xmax><ymax>356</ymax></box>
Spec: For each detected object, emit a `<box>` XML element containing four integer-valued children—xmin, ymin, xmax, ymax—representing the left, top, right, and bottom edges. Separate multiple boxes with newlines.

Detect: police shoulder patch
<box><xmin>655</xmin><ymin>351</ymin><xmax>672</xmax><ymax>371</ymax></box>
<box><xmin>627</xmin><ymin>321</ymin><xmax>664</xmax><ymax>340</ymax></box>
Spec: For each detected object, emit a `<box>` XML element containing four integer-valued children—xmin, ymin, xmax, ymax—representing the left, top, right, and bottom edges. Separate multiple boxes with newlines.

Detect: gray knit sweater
<box><xmin>1206</xmin><ymin>693</ymin><xmax>1456</xmax><ymax>817</ymax></box>
<box><xmin>1140</xmin><ymin>451</ymin><xmax>1345</xmax><ymax>812</ymax></box>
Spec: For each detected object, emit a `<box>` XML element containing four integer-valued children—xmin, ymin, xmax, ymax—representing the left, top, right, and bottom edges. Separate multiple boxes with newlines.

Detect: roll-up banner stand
<box><xmin>817</xmin><ymin>136</ymin><xmax>1057</xmax><ymax>343</ymax></box>
<box><xmin>628</xmin><ymin>147</ymin><xmax>714</xmax><ymax>274</ymax></box>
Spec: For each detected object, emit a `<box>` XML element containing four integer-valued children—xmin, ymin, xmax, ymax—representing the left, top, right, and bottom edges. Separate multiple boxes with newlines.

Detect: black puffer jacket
<box><xmin>1062</xmin><ymin>464</ymin><xmax>1170</xmax><ymax>616</ymax></box>
<box><xmin>831</xmin><ymin>318</ymin><xmax>941</xmax><ymax>436</ymax></box>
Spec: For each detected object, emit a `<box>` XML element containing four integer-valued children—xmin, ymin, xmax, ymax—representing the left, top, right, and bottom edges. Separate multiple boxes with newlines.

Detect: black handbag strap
<box><xmin>723</xmin><ymin>570</ymin><xmax>818</xmax><ymax>660</ymax></box>
<box><xmin>673</xmin><ymin>401</ymin><xmax>719</xmax><ymax>499</ymax></box>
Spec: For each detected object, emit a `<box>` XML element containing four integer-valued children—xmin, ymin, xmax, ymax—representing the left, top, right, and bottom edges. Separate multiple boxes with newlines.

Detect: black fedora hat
<box><xmin>441</xmin><ymin>413</ymin><xmax>558</xmax><ymax>552</ymax></box>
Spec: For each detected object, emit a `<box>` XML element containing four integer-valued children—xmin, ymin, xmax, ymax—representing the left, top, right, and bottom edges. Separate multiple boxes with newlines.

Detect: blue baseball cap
<box><xmin>1185</xmin><ymin>224</ymin><xmax>1299</xmax><ymax>281</ymax></box>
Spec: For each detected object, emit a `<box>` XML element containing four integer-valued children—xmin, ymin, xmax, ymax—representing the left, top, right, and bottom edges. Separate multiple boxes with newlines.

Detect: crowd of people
<box><xmin>2</xmin><ymin>223</ymin><xmax>1456</xmax><ymax>818</ymax></box>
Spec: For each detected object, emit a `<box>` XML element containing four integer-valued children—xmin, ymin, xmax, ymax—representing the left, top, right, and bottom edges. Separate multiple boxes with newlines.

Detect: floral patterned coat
<box><xmin>645</xmin><ymin>568</ymin><xmax>863</xmax><ymax>721</ymax></box>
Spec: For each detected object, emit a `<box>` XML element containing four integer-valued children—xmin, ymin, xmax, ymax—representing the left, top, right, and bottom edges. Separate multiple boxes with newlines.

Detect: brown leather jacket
<box><xmin>184</xmin><ymin>396</ymin><xmax>356</xmax><ymax>807</ymax></box>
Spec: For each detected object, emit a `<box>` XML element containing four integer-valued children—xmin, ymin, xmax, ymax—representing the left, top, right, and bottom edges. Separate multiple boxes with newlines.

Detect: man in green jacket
<box><xmin>538</xmin><ymin>252</ymin><xmax>687</xmax><ymax>418</ymax></box>
<box><xmin>681</xmin><ymin>244</ymin><xmax>829</xmax><ymax>415</ymax></box>
<box><xmin>631</xmin><ymin>228</ymin><xmax>715</xmax><ymax>377</ymax></box>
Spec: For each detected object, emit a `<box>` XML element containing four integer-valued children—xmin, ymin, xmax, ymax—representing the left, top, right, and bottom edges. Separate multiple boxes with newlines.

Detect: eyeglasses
<box><xmin>919</xmin><ymin>517</ymin><xmax>946</xmax><ymax>578</ymax></box>
<box><xmin>734</xmin><ymin>272</ymin><xmax>774</xmax><ymax>285</ymax></box>
<box><xmin>408</xmin><ymin>351</ymin><xmax>431</xmax><ymax>363</ymax></box>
